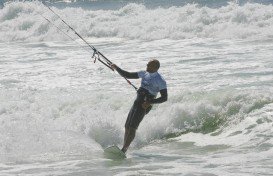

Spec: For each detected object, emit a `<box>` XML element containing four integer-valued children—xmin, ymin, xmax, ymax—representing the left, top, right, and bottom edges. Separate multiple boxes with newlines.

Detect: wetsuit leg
<box><xmin>125</xmin><ymin>102</ymin><xmax>146</xmax><ymax>129</ymax></box>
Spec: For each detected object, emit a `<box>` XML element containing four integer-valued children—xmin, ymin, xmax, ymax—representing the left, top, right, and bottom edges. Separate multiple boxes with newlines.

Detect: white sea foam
<box><xmin>0</xmin><ymin>89</ymin><xmax>104</xmax><ymax>162</ymax></box>
<box><xmin>0</xmin><ymin>86</ymin><xmax>271</xmax><ymax>163</ymax></box>
<box><xmin>1</xmin><ymin>2</ymin><xmax>273</xmax><ymax>41</ymax></box>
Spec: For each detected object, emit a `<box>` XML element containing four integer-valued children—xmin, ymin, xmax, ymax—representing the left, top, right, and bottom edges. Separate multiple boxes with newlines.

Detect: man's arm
<box><xmin>116</xmin><ymin>67</ymin><xmax>139</xmax><ymax>79</ymax></box>
<box><xmin>111</xmin><ymin>64</ymin><xmax>139</xmax><ymax>79</ymax></box>
<box><xmin>149</xmin><ymin>89</ymin><xmax>168</xmax><ymax>104</ymax></box>
<box><xmin>142</xmin><ymin>89</ymin><xmax>167</xmax><ymax>109</ymax></box>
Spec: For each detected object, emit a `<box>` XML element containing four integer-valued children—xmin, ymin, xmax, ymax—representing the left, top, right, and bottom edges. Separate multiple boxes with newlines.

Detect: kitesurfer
<box><xmin>111</xmin><ymin>59</ymin><xmax>168</xmax><ymax>153</ymax></box>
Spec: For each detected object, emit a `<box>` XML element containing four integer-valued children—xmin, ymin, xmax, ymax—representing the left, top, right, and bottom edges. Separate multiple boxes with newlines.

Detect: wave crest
<box><xmin>1</xmin><ymin>2</ymin><xmax>273</xmax><ymax>41</ymax></box>
<box><xmin>137</xmin><ymin>91</ymin><xmax>273</xmax><ymax>144</ymax></box>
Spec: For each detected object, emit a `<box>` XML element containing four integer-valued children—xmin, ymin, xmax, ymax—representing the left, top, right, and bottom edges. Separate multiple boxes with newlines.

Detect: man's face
<box><xmin>146</xmin><ymin>61</ymin><xmax>158</xmax><ymax>73</ymax></box>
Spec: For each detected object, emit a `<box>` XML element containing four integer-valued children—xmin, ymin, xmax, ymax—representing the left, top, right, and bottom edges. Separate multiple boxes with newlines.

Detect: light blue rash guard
<box><xmin>137</xmin><ymin>71</ymin><xmax>167</xmax><ymax>96</ymax></box>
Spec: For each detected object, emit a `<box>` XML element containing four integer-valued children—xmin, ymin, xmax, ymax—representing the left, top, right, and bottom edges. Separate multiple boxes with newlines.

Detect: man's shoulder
<box><xmin>156</xmin><ymin>72</ymin><xmax>166</xmax><ymax>81</ymax></box>
<box><xmin>155</xmin><ymin>73</ymin><xmax>167</xmax><ymax>89</ymax></box>
<box><xmin>155</xmin><ymin>73</ymin><xmax>167</xmax><ymax>88</ymax></box>
<box><xmin>137</xmin><ymin>70</ymin><xmax>147</xmax><ymax>78</ymax></box>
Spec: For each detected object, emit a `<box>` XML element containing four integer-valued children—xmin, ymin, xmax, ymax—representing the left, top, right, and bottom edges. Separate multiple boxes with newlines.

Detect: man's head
<box><xmin>146</xmin><ymin>59</ymin><xmax>160</xmax><ymax>73</ymax></box>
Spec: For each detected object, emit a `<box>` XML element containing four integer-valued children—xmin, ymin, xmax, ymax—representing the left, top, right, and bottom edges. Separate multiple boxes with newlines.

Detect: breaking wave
<box><xmin>137</xmin><ymin>90</ymin><xmax>273</xmax><ymax>143</ymax></box>
<box><xmin>1</xmin><ymin>1</ymin><xmax>273</xmax><ymax>41</ymax></box>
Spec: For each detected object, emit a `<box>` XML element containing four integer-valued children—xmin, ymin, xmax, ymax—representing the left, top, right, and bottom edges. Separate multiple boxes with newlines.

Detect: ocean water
<box><xmin>0</xmin><ymin>0</ymin><xmax>273</xmax><ymax>175</ymax></box>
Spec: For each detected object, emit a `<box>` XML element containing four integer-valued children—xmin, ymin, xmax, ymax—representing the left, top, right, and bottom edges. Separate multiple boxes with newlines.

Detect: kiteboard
<box><xmin>104</xmin><ymin>145</ymin><xmax>126</xmax><ymax>159</ymax></box>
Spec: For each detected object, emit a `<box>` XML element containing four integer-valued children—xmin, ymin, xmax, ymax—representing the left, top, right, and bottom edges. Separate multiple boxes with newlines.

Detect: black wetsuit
<box><xmin>116</xmin><ymin>67</ymin><xmax>168</xmax><ymax>129</ymax></box>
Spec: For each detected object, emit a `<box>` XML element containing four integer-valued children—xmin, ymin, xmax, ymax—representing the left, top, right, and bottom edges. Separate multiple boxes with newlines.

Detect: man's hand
<box><xmin>142</xmin><ymin>101</ymin><xmax>151</xmax><ymax>110</ymax></box>
<box><xmin>110</xmin><ymin>64</ymin><xmax>117</xmax><ymax>70</ymax></box>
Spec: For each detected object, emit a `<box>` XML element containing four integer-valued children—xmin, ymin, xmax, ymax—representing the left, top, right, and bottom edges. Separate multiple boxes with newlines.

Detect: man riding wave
<box><xmin>111</xmin><ymin>59</ymin><xmax>168</xmax><ymax>153</ymax></box>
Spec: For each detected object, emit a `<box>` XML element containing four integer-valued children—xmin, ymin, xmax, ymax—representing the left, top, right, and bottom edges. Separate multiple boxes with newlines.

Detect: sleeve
<box><xmin>137</xmin><ymin>71</ymin><xmax>146</xmax><ymax>78</ymax></box>
<box><xmin>116</xmin><ymin>67</ymin><xmax>139</xmax><ymax>79</ymax></box>
<box><xmin>158</xmin><ymin>78</ymin><xmax>167</xmax><ymax>90</ymax></box>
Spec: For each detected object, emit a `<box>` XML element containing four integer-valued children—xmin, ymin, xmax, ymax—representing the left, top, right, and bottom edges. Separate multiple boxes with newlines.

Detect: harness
<box><xmin>136</xmin><ymin>88</ymin><xmax>155</xmax><ymax>114</ymax></box>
